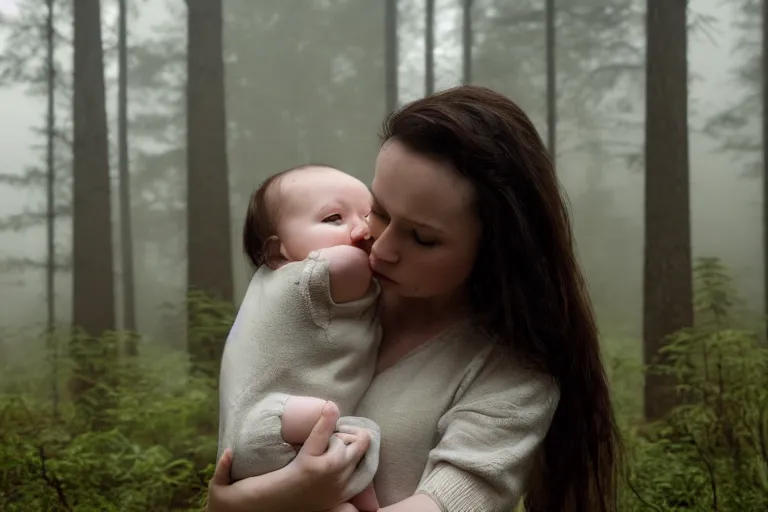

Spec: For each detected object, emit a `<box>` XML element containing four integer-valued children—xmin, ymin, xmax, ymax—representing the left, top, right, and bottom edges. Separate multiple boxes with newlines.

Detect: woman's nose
<box><xmin>370</xmin><ymin>228</ymin><xmax>398</xmax><ymax>264</ymax></box>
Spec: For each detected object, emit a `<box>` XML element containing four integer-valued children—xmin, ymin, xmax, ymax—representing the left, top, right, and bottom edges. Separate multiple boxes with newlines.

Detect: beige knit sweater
<box><xmin>252</xmin><ymin>319</ymin><xmax>560</xmax><ymax>511</ymax></box>
<box><xmin>217</xmin><ymin>252</ymin><xmax>382</xmax><ymax>497</ymax></box>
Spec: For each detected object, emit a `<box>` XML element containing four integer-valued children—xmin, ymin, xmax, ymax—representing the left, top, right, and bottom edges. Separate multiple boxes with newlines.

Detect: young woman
<box><xmin>207</xmin><ymin>85</ymin><xmax>620</xmax><ymax>512</ymax></box>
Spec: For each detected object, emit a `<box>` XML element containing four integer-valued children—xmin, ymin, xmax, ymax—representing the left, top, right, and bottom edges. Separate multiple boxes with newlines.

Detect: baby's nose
<box><xmin>350</xmin><ymin>221</ymin><xmax>371</xmax><ymax>242</ymax></box>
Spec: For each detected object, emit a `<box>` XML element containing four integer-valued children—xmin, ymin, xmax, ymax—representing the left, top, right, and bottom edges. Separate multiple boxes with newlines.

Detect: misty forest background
<box><xmin>0</xmin><ymin>0</ymin><xmax>766</xmax><ymax>510</ymax></box>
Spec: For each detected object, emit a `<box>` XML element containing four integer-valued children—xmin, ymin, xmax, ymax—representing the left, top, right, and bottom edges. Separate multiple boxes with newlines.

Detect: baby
<box><xmin>217</xmin><ymin>164</ymin><xmax>381</xmax><ymax>512</ymax></box>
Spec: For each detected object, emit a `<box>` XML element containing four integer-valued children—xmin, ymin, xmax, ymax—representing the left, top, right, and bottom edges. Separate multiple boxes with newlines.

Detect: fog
<box><xmin>0</xmin><ymin>0</ymin><xmax>762</xmax><ymax>342</ymax></box>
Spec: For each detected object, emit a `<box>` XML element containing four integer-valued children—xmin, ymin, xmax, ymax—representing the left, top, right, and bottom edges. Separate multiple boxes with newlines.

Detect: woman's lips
<box><xmin>372</xmin><ymin>270</ymin><xmax>395</xmax><ymax>284</ymax></box>
<box><xmin>369</xmin><ymin>255</ymin><xmax>395</xmax><ymax>283</ymax></box>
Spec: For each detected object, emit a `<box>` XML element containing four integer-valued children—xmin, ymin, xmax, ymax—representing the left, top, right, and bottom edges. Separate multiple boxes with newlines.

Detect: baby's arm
<box><xmin>281</xmin><ymin>396</ymin><xmax>327</xmax><ymax>445</ymax></box>
<box><xmin>282</xmin><ymin>397</ymin><xmax>380</xmax><ymax>512</ymax></box>
<box><xmin>282</xmin><ymin>398</ymin><xmax>380</xmax><ymax>512</ymax></box>
<box><xmin>316</xmin><ymin>245</ymin><xmax>373</xmax><ymax>303</ymax></box>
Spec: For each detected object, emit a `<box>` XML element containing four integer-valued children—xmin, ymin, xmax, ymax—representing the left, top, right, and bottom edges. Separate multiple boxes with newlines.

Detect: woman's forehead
<box><xmin>372</xmin><ymin>141</ymin><xmax>475</xmax><ymax>225</ymax></box>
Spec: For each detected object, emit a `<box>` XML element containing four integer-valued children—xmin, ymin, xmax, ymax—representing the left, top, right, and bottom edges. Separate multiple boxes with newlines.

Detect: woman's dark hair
<box><xmin>382</xmin><ymin>85</ymin><xmax>620</xmax><ymax>512</ymax></box>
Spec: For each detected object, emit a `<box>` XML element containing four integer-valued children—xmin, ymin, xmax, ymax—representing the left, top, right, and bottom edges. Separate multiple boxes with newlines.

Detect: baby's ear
<box><xmin>263</xmin><ymin>236</ymin><xmax>287</xmax><ymax>270</ymax></box>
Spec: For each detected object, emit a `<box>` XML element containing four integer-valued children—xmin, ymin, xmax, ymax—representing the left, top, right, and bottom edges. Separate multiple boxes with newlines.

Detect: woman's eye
<box><xmin>369</xmin><ymin>209</ymin><xmax>387</xmax><ymax>222</ymax></box>
<box><xmin>413</xmin><ymin>231</ymin><xmax>437</xmax><ymax>247</ymax></box>
<box><xmin>322</xmin><ymin>214</ymin><xmax>343</xmax><ymax>225</ymax></box>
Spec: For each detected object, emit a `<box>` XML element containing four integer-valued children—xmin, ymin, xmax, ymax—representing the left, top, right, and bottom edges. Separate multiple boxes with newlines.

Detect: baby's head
<box><xmin>243</xmin><ymin>164</ymin><xmax>372</xmax><ymax>269</ymax></box>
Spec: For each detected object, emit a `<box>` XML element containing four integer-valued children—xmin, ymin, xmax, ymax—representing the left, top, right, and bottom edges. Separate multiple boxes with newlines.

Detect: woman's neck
<box><xmin>378</xmin><ymin>290</ymin><xmax>472</xmax><ymax>333</ymax></box>
<box><xmin>373</xmin><ymin>290</ymin><xmax>473</xmax><ymax>374</ymax></box>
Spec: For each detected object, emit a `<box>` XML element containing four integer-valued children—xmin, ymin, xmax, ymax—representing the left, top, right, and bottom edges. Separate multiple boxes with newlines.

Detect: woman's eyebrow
<box><xmin>370</xmin><ymin>193</ymin><xmax>447</xmax><ymax>235</ymax></box>
<box><xmin>370</xmin><ymin>194</ymin><xmax>385</xmax><ymax>211</ymax></box>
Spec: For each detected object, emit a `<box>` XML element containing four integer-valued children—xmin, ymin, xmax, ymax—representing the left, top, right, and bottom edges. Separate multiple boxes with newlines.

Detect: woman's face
<box><xmin>367</xmin><ymin>139</ymin><xmax>481</xmax><ymax>301</ymax></box>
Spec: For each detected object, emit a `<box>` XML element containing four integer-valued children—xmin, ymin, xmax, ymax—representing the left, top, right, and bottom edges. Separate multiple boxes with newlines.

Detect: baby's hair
<box><xmin>242</xmin><ymin>163</ymin><xmax>336</xmax><ymax>269</ymax></box>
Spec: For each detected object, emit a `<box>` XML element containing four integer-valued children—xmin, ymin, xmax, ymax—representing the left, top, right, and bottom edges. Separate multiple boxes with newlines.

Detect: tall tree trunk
<box><xmin>545</xmin><ymin>0</ymin><xmax>557</xmax><ymax>165</ymax></box>
<box><xmin>385</xmin><ymin>0</ymin><xmax>399</xmax><ymax>114</ymax></box>
<box><xmin>643</xmin><ymin>0</ymin><xmax>693</xmax><ymax>421</ymax></box>
<box><xmin>425</xmin><ymin>0</ymin><xmax>435</xmax><ymax>95</ymax></box>
<box><xmin>117</xmin><ymin>0</ymin><xmax>137</xmax><ymax>352</ymax></box>
<box><xmin>72</xmin><ymin>0</ymin><xmax>115</xmax><ymax>337</ymax></box>
<box><xmin>186</xmin><ymin>0</ymin><xmax>233</xmax><ymax>376</ymax></box>
<box><xmin>45</xmin><ymin>0</ymin><xmax>59</xmax><ymax>417</ymax></box>
<box><xmin>71</xmin><ymin>0</ymin><xmax>116</xmax><ymax>421</ymax></box>
<box><xmin>462</xmin><ymin>0</ymin><xmax>473</xmax><ymax>85</ymax></box>
<box><xmin>763</xmin><ymin>0</ymin><xmax>768</xmax><ymax>341</ymax></box>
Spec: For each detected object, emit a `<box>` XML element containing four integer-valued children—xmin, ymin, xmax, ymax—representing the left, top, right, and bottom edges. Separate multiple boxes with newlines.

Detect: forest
<box><xmin>0</xmin><ymin>0</ymin><xmax>765</xmax><ymax>510</ymax></box>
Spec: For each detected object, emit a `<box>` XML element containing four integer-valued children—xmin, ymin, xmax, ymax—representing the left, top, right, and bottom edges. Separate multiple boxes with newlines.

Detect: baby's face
<box><xmin>276</xmin><ymin>167</ymin><xmax>372</xmax><ymax>261</ymax></box>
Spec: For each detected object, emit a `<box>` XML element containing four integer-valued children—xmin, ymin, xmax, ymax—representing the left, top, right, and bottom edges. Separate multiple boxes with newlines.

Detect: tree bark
<box><xmin>425</xmin><ymin>0</ymin><xmax>435</xmax><ymax>95</ymax></box>
<box><xmin>186</xmin><ymin>0</ymin><xmax>233</xmax><ymax>375</ymax></box>
<box><xmin>545</xmin><ymin>0</ymin><xmax>557</xmax><ymax>166</ymax></box>
<box><xmin>385</xmin><ymin>0</ymin><xmax>398</xmax><ymax>114</ymax></box>
<box><xmin>117</xmin><ymin>0</ymin><xmax>137</xmax><ymax>350</ymax></box>
<box><xmin>71</xmin><ymin>0</ymin><xmax>117</xmax><ymax>422</ymax></box>
<box><xmin>643</xmin><ymin>0</ymin><xmax>693</xmax><ymax>421</ymax></box>
<box><xmin>762</xmin><ymin>0</ymin><xmax>768</xmax><ymax>341</ymax></box>
<box><xmin>45</xmin><ymin>0</ymin><xmax>59</xmax><ymax>417</ymax></box>
<box><xmin>72</xmin><ymin>0</ymin><xmax>115</xmax><ymax>338</ymax></box>
<box><xmin>462</xmin><ymin>0</ymin><xmax>473</xmax><ymax>85</ymax></box>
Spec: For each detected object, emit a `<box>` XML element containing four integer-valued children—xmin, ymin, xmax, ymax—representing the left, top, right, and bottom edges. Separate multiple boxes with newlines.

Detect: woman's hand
<box><xmin>207</xmin><ymin>448</ymin><xmax>298</xmax><ymax>512</ymax></box>
<box><xmin>206</xmin><ymin>401</ymin><xmax>372</xmax><ymax>512</ymax></box>
<box><xmin>287</xmin><ymin>401</ymin><xmax>373</xmax><ymax>511</ymax></box>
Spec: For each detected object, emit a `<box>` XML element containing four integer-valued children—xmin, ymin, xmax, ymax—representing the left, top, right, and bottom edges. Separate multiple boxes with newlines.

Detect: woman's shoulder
<box><xmin>415</xmin><ymin>325</ymin><xmax>560</xmax><ymax>512</ymax></box>
<box><xmin>403</xmin><ymin>318</ymin><xmax>559</xmax><ymax>401</ymax></box>
<box><xmin>452</xmin><ymin>323</ymin><xmax>560</xmax><ymax>410</ymax></box>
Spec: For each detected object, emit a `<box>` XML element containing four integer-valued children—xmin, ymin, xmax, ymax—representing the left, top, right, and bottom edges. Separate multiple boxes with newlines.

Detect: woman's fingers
<box><xmin>300</xmin><ymin>401</ymin><xmax>340</xmax><ymax>457</ymax></box>
<box><xmin>209</xmin><ymin>448</ymin><xmax>233</xmax><ymax>487</ymax></box>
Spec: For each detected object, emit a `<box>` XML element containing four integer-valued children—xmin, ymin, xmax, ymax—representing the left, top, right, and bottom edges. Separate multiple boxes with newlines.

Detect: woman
<box><xmin>208</xmin><ymin>85</ymin><xmax>620</xmax><ymax>512</ymax></box>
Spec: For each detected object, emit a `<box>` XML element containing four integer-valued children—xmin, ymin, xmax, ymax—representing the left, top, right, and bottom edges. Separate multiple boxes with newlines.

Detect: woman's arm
<box><xmin>207</xmin><ymin>449</ymin><xmax>302</xmax><ymax>512</ymax></box>
<box><xmin>208</xmin><ymin>401</ymin><xmax>373</xmax><ymax>512</ymax></box>
<box><xmin>383</xmin><ymin>349</ymin><xmax>560</xmax><ymax>512</ymax></box>
<box><xmin>378</xmin><ymin>494</ymin><xmax>441</xmax><ymax>512</ymax></box>
<box><xmin>423</xmin><ymin>355</ymin><xmax>559</xmax><ymax>512</ymax></box>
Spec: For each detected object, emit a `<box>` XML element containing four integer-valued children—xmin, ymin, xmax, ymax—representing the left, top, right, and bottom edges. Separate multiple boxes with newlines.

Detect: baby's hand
<box><xmin>319</xmin><ymin>245</ymin><xmax>373</xmax><ymax>303</ymax></box>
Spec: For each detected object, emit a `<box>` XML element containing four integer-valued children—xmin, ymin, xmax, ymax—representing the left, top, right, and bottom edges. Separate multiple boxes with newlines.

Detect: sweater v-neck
<box><xmin>374</xmin><ymin>317</ymin><xmax>475</xmax><ymax>378</ymax></box>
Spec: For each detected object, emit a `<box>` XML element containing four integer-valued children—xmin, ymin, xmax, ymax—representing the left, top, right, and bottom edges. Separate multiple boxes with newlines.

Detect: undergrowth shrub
<box><xmin>0</xmin><ymin>294</ymin><xmax>231</xmax><ymax>511</ymax></box>
<box><xmin>618</xmin><ymin>257</ymin><xmax>768</xmax><ymax>511</ymax></box>
<box><xmin>1</xmin><ymin>258</ymin><xmax>766</xmax><ymax>511</ymax></box>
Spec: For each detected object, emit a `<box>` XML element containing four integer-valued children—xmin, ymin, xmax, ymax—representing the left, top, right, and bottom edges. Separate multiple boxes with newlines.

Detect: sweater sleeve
<box><xmin>416</xmin><ymin>349</ymin><xmax>560</xmax><ymax>512</ymax></box>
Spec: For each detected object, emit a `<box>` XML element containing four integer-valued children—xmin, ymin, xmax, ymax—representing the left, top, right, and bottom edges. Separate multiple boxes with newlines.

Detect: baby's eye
<box><xmin>322</xmin><ymin>214</ymin><xmax>343</xmax><ymax>225</ymax></box>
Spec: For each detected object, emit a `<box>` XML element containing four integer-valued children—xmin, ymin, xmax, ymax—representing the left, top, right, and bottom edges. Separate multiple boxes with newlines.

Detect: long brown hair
<box><xmin>382</xmin><ymin>85</ymin><xmax>620</xmax><ymax>512</ymax></box>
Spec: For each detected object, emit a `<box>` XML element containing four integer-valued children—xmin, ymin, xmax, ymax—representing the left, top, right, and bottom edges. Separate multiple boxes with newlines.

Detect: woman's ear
<box><xmin>263</xmin><ymin>236</ymin><xmax>288</xmax><ymax>269</ymax></box>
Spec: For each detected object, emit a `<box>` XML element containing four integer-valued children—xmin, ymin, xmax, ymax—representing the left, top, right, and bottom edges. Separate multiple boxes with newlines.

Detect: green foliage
<box><xmin>3</xmin><ymin>259</ymin><xmax>767</xmax><ymax>510</ymax></box>
<box><xmin>0</xmin><ymin>358</ymin><xmax>216</xmax><ymax>510</ymax></box>
<box><xmin>185</xmin><ymin>289</ymin><xmax>237</xmax><ymax>380</ymax></box>
<box><xmin>617</xmin><ymin>257</ymin><xmax>768</xmax><ymax>511</ymax></box>
<box><xmin>0</xmin><ymin>295</ymin><xmax>232</xmax><ymax>511</ymax></box>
